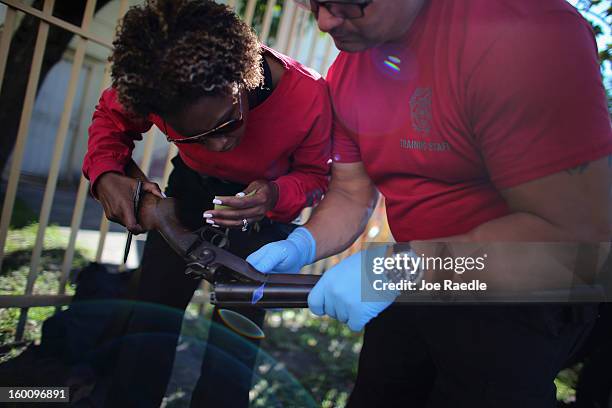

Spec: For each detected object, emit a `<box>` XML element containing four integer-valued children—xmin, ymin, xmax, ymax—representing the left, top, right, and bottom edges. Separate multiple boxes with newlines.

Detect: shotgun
<box><xmin>136</xmin><ymin>188</ymin><xmax>320</xmax><ymax>308</ymax></box>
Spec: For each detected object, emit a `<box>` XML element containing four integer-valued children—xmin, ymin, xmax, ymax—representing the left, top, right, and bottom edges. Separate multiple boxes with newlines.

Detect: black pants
<box><xmin>105</xmin><ymin>156</ymin><xmax>294</xmax><ymax>408</ymax></box>
<box><xmin>347</xmin><ymin>303</ymin><xmax>597</xmax><ymax>408</ymax></box>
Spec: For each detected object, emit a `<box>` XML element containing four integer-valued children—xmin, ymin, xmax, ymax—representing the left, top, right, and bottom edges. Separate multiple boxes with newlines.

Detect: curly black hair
<box><xmin>110</xmin><ymin>0</ymin><xmax>263</xmax><ymax>117</ymax></box>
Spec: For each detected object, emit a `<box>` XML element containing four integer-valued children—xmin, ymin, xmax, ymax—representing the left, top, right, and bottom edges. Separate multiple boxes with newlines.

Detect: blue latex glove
<box><xmin>246</xmin><ymin>227</ymin><xmax>316</xmax><ymax>273</ymax></box>
<box><xmin>308</xmin><ymin>251</ymin><xmax>397</xmax><ymax>332</ymax></box>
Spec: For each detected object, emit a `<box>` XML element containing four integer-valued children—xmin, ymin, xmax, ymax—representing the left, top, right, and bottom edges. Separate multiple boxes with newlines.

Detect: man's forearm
<box><xmin>305</xmin><ymin>163</ymin><xmax>378</xmax><ymax>260</ymax></box>
<box><xmin>307</xmin><ymin>187</ymin><xmax>378</xmax><ymax>260</ymax></box>
<box><xmin>448</xmin><ymin>212</ymin><xmax>578</xmax><ymax>242</ymax></box>
<box><xmin>410</xmin><ymin>212</ymin><xmax>611</xmax><ymax>292</ymax></box>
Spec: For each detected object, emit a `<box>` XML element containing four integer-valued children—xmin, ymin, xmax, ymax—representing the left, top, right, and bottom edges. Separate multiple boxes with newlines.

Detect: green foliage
<box><xmin>0</xmin><ymin>224</ymin><xmax>88</xmax><ymax>346</ymax></box>
<box><xmin>575</xmin><ymin>0</ymin><xmax>612</xmax><ymax>67</ymax></box>
<box><xmin>260</xmin><ymin>309</ymin><xmax>361</xmax><ymax>407</ymax></box>
<box><xmin>238</xmin><ymin>0</ymin><xmax>285</xmax><ymax>44</ymax></box>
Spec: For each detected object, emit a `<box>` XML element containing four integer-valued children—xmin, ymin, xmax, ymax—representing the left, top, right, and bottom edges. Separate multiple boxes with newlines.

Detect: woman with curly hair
<box><xmin>82</xmin><ymin>0</ymin><xmax>331</xmax><ymax>406</ymax></box>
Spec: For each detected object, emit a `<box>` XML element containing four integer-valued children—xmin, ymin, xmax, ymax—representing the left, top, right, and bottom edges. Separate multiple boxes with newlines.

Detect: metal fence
<box><xmin>0</xmin><ymin>0</ymin><xmax>389</xmax><ymax>342</ymax></box>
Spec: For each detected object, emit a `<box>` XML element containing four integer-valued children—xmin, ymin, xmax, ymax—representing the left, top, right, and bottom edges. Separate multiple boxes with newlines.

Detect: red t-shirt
<box><xmin>83</xmin><ymin>46</ymin><xmax>332</xmax><ymax>222</ymax></box>
<box><xmin>329</xmin><ymin>0</ymin><xmax>612</xmax><ymax>241</ymax></box>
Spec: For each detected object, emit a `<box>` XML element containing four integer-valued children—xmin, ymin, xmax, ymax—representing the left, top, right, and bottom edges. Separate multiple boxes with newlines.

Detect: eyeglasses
<box><xmin>163</xmin><ymin>91</ymin><xmax>244</xmax><ymax>144</ymax></box>
<box><xmin>297</xmin><ymin>0</ymin><xmax>372</xmax><ymax>20</ymax></box>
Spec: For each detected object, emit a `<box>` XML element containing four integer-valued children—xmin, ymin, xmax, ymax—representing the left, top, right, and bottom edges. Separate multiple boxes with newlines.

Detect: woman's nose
<box><xmin>206</xmin><ymin>137</ymin><xmax>231</xmax><ymax>152</ymax></box>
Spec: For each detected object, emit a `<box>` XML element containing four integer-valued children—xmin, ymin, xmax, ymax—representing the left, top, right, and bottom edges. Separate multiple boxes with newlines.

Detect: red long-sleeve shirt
<box><xmin>83</xmin><ymin>47</ymin><xmax>332</xmax><ymax>222</ymax></box>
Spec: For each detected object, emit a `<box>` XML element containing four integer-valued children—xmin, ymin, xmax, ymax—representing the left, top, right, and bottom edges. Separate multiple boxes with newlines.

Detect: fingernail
<box><xmin>212</xmin><ymin>198</ymin><xmax>222</xmax><ymax>205</ymax></box>
<box><xmin>206</xmin><ymin>219</ymin><xmax>215</xmax><ymax>224</ymax></box>
<box><xmin>162</xmin><ymin>192</ymin><xmax>167</xmax><ymax>198</ymax></box>
<box><xmin>235</xmin><ymin>192</ymin><xmax>246</xmax><ymax>197</ymax></box>
<box><xmin>203</xmin><ymin>213</ymin><xmax>213</xmax><ymax>218</ymax></box>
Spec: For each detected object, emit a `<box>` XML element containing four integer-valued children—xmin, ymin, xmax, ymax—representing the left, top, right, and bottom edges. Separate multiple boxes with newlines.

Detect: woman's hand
<box><xmin>94</xmin><ymin>172</ymin><xmax>165</xmax><ymax>234</ymax></box>
<box><xmin>203</xmin><ymin>180</ymin><xmax>279</xmax><ymax>228</ymax></box>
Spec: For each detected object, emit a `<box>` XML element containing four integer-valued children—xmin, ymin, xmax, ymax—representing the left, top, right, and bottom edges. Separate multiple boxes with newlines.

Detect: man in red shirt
<box><xmin>248</xmin><ymin>0</ymin><xmax>612</xmax><ymax>406</ymax></box>
<box><xmin>83</xmin><ymin>0</ymin><xmax>330</xmax><ymax>406</ymax></box>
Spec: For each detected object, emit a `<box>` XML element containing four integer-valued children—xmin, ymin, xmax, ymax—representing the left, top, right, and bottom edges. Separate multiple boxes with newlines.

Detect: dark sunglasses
<box><xmin>300</xmin><ymin>0</ymin><xmax>372</xmax><ymax>20</ymax></box>
<box><xmin>163</xmin><ymin>92</ymin><xmax>244</xmax><ymax>145</ymax></box>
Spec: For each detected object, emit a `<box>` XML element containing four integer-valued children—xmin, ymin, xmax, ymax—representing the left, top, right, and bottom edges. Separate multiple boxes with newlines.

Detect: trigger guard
<box><xmin>197</xmin><ymin>226</ymin><xmax>230</xmax><ymax>249</ymax></box>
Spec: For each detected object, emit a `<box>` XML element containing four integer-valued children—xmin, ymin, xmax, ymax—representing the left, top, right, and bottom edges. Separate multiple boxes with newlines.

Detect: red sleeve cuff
<box><xmin>266</xmin><ymin>178</ymin><xmax>299</xmax><ymax>222</ymax></box>
<box><xmin>85</xmin><ymin>160</ymin><xmax>126</xmax><ymax>198</ymax></box>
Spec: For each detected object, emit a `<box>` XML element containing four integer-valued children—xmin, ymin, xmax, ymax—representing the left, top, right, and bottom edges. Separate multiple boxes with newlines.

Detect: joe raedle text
<box><xmin>372</xmin><ymin>279</ymin><xmax>488</xmax><ymax>292</ymax></box>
